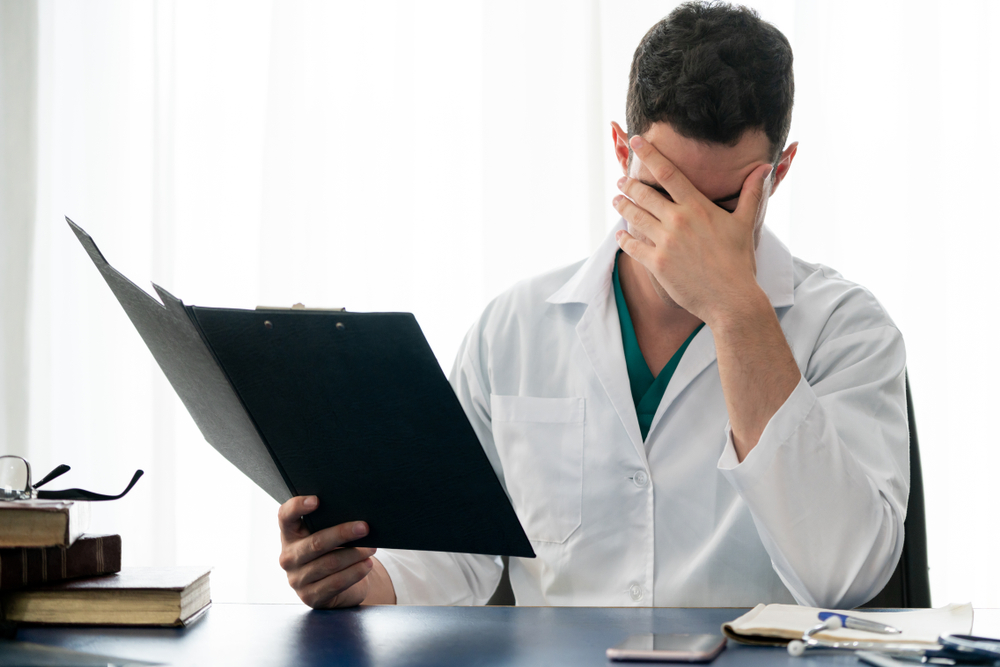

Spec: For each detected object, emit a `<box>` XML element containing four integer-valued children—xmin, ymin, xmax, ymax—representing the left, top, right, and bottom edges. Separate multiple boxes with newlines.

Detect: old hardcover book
<box><xmin>0</xmin><ymin>534</ymin><xmax>122</xmax><ymax>591</ymax></box>
<box><xmin>0</xmin><ymin>500</ymin><xmax>90</xmax><ymax>548</ymax></box>
<box><xmin>1</xmin><ymin>567</ymin><xmax>211</xmax><ymax>627</ymax></box>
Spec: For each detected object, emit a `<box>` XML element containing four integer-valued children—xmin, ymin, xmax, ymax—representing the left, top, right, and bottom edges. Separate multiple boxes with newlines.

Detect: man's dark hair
<box><xmin>626</xmin><ymin>2</ymin><xmax>794</xmax><ymax>162</ymax></box>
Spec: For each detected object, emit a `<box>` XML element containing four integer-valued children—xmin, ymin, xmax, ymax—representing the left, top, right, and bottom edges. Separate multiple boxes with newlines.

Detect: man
<box><xmin>277</xmin><ymin>2</ymin><xmax>908</xmax><ymax>609</ymax></box>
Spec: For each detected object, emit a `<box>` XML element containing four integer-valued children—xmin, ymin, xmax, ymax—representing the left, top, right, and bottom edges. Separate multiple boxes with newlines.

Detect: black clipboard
<box><xmin>68</xmin><ymin>218</ymin><xmax>534</xmax><ymax>558</ymax></box>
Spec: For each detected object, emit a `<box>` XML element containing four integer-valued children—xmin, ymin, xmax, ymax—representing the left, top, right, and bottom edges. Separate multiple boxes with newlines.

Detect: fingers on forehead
<box><xmin>621</xmin><ymin>181</ymin><xmax>675</xmax><ymax>219</ymax></box>
<box><xmin>629</xmin><ymin>140</ymin><xmax>694</xmax><ymax>199</ymax></box>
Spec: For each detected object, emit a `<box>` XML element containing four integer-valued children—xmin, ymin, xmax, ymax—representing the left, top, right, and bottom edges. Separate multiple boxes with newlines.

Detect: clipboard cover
<box><xmin>68</xmin><ymin>218</ymin><xmax>534</xmax><ymax>558</ymax></box>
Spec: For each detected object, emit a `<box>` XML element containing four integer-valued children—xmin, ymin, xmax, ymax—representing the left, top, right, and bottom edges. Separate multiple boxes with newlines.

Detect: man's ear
<box><xmin>770</xmin><ymin>141</ymin><xmax>798</xmax><ymax>194</ymax></box>
<box><xmin>611</xmin><ymin>121</ymin><xmax>630</xmax><ymax>175</ymax></box>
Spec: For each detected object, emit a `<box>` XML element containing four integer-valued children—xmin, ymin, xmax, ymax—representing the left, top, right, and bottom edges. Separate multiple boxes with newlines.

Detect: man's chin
<box><xmin>647</xmin><ymin>274</ymin><xmax>687</xmax><ymax>311</ymax></box>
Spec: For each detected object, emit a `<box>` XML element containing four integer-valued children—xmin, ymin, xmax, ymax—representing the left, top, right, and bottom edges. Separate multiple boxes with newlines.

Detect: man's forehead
<box><xmin>632</xmin><ymin>123</ymin><xmax>771</xmax><ymax>199</ymax></box>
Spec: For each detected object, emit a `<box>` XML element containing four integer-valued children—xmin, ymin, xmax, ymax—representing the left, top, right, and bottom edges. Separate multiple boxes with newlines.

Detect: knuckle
<box><xmin>299</xmin><ymin>588</ymin><xmax>317</xmax><ymax>608</ymax></box>
<box><xmin>310</xmin><ymin>534</ymin><xmax>325</xmax><ymax>554</ymax></box>
<box><xmin>653</xmin><ymin>252</ymin><xmax>670</xmax><ymax>274</ymax></box>
<box><xmin>315</xmin><ymin>551</ymin><xmax>343</xmax><ymax>578</ymax></box>
<box><xmin>343</xmin><ymin>560</ymin><xmax>369</xmax><ymax>586</ymax></box>
<box><xmin>631</xmin><ymin>189</ymin><xmax>649</xmax><ymax>209</ymax></box>
<box><xmin>278</xmin><ymin>551</ymin><xmax>292</xmax><ymax>571</ymax></box>
<box><xmin>656</xmin><ymin>164</ymin><xmax>676</xmax><ymax>183</ymax></box>
<box><xmin>281</xmin><ymin>496</ymin><xmax>301</xmax><ymax>516</ymax></box>
<box><xmin>278</xmin><ymin>505</ymin><xmax>305</xmax><ymax>536</ymax></box>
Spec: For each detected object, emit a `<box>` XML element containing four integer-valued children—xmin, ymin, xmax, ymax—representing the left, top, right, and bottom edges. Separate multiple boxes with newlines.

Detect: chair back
<box><xmin>860</xmin><ymin>373</ymin><xmax>931</xmax><ymax>608</ymax></box>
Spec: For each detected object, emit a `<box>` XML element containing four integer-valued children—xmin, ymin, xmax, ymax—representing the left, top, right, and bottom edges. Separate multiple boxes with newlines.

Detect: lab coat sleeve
<box><xmin>718</xmin><ymin>320</ymin><xmax>908</xmax><ymax>610</ymax></box>
<box><xmin>375</xmin><ymin>323</ymin><xmax>505</xmax><ymax>605</ymax></box>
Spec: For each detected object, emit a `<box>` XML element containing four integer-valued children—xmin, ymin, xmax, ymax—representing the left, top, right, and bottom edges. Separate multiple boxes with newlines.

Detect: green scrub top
<box><xmin>612</xmin><ymin>251</ymin><xmax>705</xmax><ymax>441</ymax></box>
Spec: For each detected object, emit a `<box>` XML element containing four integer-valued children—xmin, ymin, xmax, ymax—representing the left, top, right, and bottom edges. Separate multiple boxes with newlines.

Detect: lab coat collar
<box><xmin>546</xmin><ymin>219</ymin><xmax>795</xmax><ymax>310</ymax></box>
<box><xmin>547</xmin><ymin>219</ymin><xmax>795</xmax><ymax>457</ymax></box>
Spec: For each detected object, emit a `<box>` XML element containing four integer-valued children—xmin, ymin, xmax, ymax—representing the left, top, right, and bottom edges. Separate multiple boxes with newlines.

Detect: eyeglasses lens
<box><xmin>0</xmin><ymin>456</ymin><xmax>29</xmax><ymax>500</ymax></box>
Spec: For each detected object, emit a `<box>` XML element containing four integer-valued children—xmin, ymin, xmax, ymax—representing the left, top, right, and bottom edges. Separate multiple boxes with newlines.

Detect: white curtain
<box><xmin>7</xmin><ymin>0</ymin><xmax>999</xmax><ymax>605</ymax></box>
<box><xmin>0</xmin><ymin>0</ymin><xmax>36</xmax><ymax>461</ymax></box>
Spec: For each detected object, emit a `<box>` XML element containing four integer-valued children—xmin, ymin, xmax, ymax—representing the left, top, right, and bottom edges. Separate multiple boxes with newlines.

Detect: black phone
<box><xmin>606</xmin><ymin>633</ymin><xmax>727</xmax><ymax>662</ymax></box>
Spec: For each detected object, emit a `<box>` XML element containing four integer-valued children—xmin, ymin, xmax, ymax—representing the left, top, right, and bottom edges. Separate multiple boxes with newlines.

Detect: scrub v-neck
<box><xmin>612</xmin><ymin>251</ymin><xmax>705</xmax><ymax>441</ymax></box>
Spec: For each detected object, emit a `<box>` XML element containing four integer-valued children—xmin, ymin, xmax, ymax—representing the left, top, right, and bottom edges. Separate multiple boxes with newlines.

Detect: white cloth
<box><xmin>377</xmin><ymin>221</ymin><xmax>908</xmax><ymax>609</ymax></box>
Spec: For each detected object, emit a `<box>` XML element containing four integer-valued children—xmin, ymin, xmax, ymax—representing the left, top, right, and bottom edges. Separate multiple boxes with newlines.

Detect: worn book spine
<box><xmin>0</xmin><ymin>534</ymin><xmax>121</xmax><ymax>591</ymax></box>
<box><xmin>0</xmin><ymin>500</ymin><xmax>90</xmax><ymax>548</ymax></box>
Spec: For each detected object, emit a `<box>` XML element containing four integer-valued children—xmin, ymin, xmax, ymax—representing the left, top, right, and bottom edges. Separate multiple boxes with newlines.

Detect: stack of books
<box><xmin>0</xmin><ymin>500</ymin><xmax>210</xmax><ymax>627</ymax></box>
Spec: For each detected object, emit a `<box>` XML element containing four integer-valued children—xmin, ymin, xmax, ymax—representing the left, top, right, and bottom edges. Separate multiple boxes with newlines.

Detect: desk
<box><xmin>16</xmin><ymin>604</ymin><xmax>1000</xmax><ymax>667</ymax></box>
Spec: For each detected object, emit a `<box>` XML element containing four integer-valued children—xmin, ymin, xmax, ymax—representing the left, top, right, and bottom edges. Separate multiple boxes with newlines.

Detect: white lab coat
<box><xmin>377</xmin><ymin>221</ymin><xmax>908</xmax><ymax>609</ymax></box>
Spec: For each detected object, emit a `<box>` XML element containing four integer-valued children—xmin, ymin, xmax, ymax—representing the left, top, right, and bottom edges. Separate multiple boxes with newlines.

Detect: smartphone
<box><xmin>606</xmin><ymin>633</ymin><xmax>727</xmax><ymax>662</ymax></box>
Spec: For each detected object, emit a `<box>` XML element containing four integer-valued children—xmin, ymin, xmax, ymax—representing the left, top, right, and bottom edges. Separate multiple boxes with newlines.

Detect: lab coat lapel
<box><xmin>646</xmin><ymin>326</ymin><xmax>718</xmax><ymax>437</ymax></box>
<box><xmin>548</xmin><ymin>220</ymin><xmax>646</xmax><ymax>460</ymax></box>
<box><xmin>575</xmin><ymin>292</ymin><xmax>646</xmax><ymax>459</ymax></box>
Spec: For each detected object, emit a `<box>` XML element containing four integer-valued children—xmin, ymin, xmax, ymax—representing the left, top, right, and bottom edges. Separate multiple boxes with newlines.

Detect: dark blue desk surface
<box><xmin>17</xmin><ymin>603</ymin><xmax>987</xmax><ymax>667</ymax></box>
<box><xmin>18</xmin><ymin>604</ymin><xmax>858</xmax><ymax>667</ymax></box>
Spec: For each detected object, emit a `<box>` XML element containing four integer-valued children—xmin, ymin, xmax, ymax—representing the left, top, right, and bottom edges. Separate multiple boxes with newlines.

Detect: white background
<box><xmin>2</xmin><ymin>0</ymin><xmax>998</xmax><ymax>606</ymax></box>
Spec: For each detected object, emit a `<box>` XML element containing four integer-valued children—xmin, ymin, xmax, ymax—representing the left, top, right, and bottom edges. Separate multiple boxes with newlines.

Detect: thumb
<box><xmin>733</xmin><ymin>163</ymin><xmax>773</xmax><ymax>226</ymax></box>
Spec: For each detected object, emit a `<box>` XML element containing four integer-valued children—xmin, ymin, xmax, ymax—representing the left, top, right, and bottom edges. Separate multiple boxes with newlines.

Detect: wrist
<box><xmin>362</xmin><ymin>556</ymin><xmax>397</xmax><ymax>605</ymax></box>
<box><xmin>703</xmin><ymin>285</ymin><xmax>773</xmax><ymax>336</ymax></box>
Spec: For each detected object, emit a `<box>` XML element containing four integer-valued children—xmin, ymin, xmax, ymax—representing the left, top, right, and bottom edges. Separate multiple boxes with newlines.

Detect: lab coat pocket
<box><xmin>491</xmin><ymin>395</ymin><xmax>584</xmax><ymax>544</ymax></box>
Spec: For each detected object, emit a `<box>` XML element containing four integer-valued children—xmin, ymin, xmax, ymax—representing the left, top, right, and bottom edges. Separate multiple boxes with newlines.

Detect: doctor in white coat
<box><xmin>276</xmin><ymin>2</ymin><xmax>908</xmax><ymax>610</ymax></box>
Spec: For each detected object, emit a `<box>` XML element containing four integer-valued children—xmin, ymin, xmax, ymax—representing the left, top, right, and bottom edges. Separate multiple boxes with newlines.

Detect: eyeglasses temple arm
<box><xmin>33</xmin><ymin>464</ymin><xmax>71</xmax><ymax>490</ymax></box>
<box><xmin>36</xmin><ymin>469</ymin><xmax>144</xmax><ymax>502</ymax></box>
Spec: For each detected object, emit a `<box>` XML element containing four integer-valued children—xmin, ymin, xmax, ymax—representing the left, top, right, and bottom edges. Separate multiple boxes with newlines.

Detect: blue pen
<box><xmin>818</xmin><ymin>611</ymin><xmax>902</xmax><ymax>635</ymax></box>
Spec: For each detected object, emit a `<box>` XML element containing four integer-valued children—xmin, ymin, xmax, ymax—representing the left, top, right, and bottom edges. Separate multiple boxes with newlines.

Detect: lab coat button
<box><xmin>629</xmin><ymin>584</ymin><xmax>643</xmax><ymax>601</ymax></box>
<box><xmin>633</xmin><ymin>470</ymin><xmax>648</xmax><ymax>487</ymax></box>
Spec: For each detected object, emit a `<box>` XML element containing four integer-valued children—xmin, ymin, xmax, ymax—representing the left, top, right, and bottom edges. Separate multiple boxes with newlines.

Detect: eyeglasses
<box><xmin>0</xmin><ymin>455</ymin><xmax>143</xmax><ymax>502</ymax></box>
